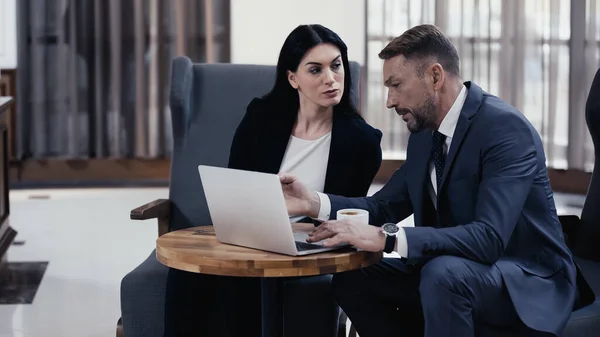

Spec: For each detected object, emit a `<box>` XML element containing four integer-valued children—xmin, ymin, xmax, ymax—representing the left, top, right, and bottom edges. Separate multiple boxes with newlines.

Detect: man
<box><xmin>279</xmin><ymin>24</ymin><xmax>585</xmax><ymax>337</ymax></box>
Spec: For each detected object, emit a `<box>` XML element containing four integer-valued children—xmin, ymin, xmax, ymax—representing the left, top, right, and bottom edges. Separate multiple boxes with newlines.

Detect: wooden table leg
<box><xmin>261</xmin><ymin>278</ymin><xmax>284</xmax><ymax>337</ymax></box>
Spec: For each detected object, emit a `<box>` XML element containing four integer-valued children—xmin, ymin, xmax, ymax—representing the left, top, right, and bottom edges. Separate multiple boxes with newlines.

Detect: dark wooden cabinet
<box><xmin>0</xmin><ymin>70</ymin><xmax>16</xmax><ymax>161</ymax></box>
<box><xmin>0</xmin><ymin>124</ymin><xmax>7</xmax><ymax>222</ymax></box>
<box><xmin>0</xmin><ymin>97</ymin><xmax>16</xmax><ymax>273</ymax></box>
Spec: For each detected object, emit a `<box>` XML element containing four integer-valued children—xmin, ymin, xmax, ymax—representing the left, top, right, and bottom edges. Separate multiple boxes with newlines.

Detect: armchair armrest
<box><xmin>131</xmin><ymin>199</ymin><xmax>170</xmax><ymax>220</ymax></box>
<box><xmin>130</xmin><ymin>199</ymin><xmax>171</xmax><ymax>236</ymax></box>
<box><xmin>558</xmin><ymin>215</ymin><xmax>580</xmax><ymax>250</ymax></box>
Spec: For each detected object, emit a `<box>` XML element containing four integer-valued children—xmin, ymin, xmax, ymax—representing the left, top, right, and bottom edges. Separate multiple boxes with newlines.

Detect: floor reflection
<box><xmin>0</xmin><ymin>262</ymin><xmax>48</xmax><ymax>304</ymax></box>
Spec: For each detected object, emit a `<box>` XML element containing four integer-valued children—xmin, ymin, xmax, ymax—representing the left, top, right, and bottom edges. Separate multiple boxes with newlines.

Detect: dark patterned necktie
<box><xmin>431</xmin><ymin>131</ymin><xmax>446</xmax><ymax>192</ymax></box>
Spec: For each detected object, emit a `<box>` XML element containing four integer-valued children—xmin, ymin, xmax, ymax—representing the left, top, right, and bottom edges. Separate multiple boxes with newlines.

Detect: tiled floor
<box><xmin>1</xmin><ymin>188</ymin><xmax>168</xmax><ymax>337</ymax></box>
<box><xmin>0</xmin><ymin>186</ymin><xmax>586</xmax><ymax>337</ymax></box>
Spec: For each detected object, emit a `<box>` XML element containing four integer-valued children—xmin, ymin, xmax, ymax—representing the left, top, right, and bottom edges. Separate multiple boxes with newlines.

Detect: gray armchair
<box><xmin>119</xmin><ymin>56</ymin><xmax>362</xmax><ymax>337</ymax></box>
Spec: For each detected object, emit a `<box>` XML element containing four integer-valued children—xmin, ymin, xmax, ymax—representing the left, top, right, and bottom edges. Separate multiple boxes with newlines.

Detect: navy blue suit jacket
<box><xmin>229</xmin><ymin>97</ymin><xmax>383</xmax><ymax>199</ymax></box>
<box><xmin>327</xmin><ymin>82</ymin><xmax>577</xmax><ymax>335</ymax></box>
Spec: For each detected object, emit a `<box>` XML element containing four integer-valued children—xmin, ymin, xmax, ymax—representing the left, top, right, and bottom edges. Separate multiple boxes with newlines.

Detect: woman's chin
<box><xmin>321</xmin><ymin>97</ymin><xmax>342</xmax><ymax>108</ymax></box>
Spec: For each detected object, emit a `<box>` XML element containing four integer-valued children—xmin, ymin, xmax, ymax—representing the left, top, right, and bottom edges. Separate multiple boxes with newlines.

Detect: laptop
<box><xmin>198</xmin><ymin>165</ymin><xmax>350</xmax><ymax>256</ymax></box>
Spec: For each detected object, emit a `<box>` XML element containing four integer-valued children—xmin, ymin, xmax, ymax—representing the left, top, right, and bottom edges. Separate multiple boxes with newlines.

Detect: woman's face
<box><xmin>288</xmin><ymin>43</ymin><xmax>345</xmax><ymax>109</ymax></box>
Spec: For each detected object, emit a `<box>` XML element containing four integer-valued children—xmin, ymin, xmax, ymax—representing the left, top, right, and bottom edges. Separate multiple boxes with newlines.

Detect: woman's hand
<box><xmin>278</xmin><ymin>173</ymin><xmax>321</xmax><ymax>218</ymax></box>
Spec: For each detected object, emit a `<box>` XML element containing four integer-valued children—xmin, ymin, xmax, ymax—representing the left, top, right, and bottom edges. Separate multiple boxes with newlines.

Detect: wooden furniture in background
<box><xmin>8</xmin><ymin>158</ymin><xmax>171</xmax><ymax>186</ymax></box>
<box><xmin>0</xmin><ymin>97</ymin><xmax>17</xmax><ymax>275</ymax></box>
<box><xmin>0</xmin><ymin>70</ymin><xmax>16</xmax><ymax>161</ymax></box>
<box><xmin>374</xmin><ymin>159</ymin><xmax>592</xmax><ymax>197</ymax></box>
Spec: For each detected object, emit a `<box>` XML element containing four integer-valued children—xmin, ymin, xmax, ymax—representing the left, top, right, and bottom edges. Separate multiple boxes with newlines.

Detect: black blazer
<box><xmin>228</xmin><ymin>97</ymin><xmax>383</xmax><ymax>200</ymax></box>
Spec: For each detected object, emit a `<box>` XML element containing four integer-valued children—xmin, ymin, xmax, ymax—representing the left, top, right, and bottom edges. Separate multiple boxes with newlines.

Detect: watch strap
<box><xmin>384</xmin><ymin>234</ymin><xmax>396</xmax><ymax>253</ymax></box>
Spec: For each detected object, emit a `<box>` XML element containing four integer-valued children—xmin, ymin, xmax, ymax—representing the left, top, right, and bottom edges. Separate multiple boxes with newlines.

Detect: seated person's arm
<box><xmin>403</xmin><ymin>119</ymin><xmax>537</xmax><ymax>265</ymax></box>
<box><xmin>318</xmin><ymin>163</ymin><xmax>414</xmax><ymax>226</ymax></box>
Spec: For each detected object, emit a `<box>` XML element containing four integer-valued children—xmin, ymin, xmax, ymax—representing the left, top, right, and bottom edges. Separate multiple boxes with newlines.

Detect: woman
<box><xmin>165</xmin><ymin>24</ymin><xmax>382</xmax><ymax>337</ymax></box>
<box><xmin>227</xmin><ymin>24</ymin><xmax>383</xmax><ymax>337</ymax></box>
<box><xmin>229</xmin><ymin>24</ymin><xmax>382</xmax><ymax>203</ymax></box>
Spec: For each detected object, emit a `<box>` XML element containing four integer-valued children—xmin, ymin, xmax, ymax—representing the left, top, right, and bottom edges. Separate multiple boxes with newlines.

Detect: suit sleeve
<box><xmin>403</xmin><ymin>117</ymin><xmax>538</xmax><ymax>265</ymax></box>
<box><xmin>328</xmin><ymin>162</ymin><xmax>413</xmax><ymax>226</ymax></box>
<box><xmin>354</xmin><ymin>128</ymin><xmax>383</xmax><ymax>196</ymax></box>
<box><xmin>228</xmin><ymin>99</ymin><xmax>260</xmax><ymax>170</ymax></box>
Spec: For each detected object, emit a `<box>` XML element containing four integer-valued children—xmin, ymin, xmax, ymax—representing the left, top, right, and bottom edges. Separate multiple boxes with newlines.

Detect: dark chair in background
<box><xmin>119</xmin><ymin>56</ymin><xmax>363</xmax><ymax>337</ymax></box>
<box><xmin>557</xmin><ymin>68</ymin><xmax>600</xmax><ymax>336</ymax></box>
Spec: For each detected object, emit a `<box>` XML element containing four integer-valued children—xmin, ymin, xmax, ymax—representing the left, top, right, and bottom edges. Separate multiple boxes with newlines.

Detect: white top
<box><xmin>280</xmin><ymin>132</ymin><xmax>332</xmax><ymax>222</ymax></box>
<box><xmin>315</xmin><ymin>84</ymin><xmax>469</xmax><ymax>257</ymax></box>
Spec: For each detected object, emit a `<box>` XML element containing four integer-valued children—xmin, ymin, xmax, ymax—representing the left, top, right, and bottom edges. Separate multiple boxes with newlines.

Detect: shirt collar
<box><xmin>437</xmin><ymin>84</ymin><xmax>468</xmax><ymax>139</ymax></box>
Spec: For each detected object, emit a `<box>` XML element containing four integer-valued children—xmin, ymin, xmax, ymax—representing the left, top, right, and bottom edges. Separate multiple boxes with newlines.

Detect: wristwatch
<box><xmin>381</xmin><ymin>223</ymin><xmax>400</xmax><ymax>253</ymax></box>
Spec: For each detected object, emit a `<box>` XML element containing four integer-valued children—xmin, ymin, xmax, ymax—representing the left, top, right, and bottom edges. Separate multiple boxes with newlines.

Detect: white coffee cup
<box><xmin>336</xmin><ymin>208</ymin><xmax>369</xmax><ymax>225</ymax></box>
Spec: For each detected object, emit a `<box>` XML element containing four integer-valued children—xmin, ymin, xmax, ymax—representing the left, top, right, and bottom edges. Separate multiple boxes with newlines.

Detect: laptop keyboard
<box><xmin>295</xmin><ymin>241</ymin><xmax>324</xmax><ymax>251</ymax></box>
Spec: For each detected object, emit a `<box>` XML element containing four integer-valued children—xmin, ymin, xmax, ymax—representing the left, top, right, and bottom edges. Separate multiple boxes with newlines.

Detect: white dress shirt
<box><xmin>280</xmin><ymin>133</ymin><xmax>332</xmax><ymax>223</ymax></box>
<box><xmin>315</xmin><ymin>85</ymin><xmax>468</xmax><ymax>257</ymax></box>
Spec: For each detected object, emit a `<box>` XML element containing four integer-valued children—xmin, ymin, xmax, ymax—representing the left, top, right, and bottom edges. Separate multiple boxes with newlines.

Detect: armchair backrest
<box><xmin>577</xmin><ymin>68</ymin><xmax>600</xmax><ymax>261</ymax></box>
<box><xmin>167</xmin><ymin>56</ymin><xmax>361</xmax><ymax>230</ymax></box>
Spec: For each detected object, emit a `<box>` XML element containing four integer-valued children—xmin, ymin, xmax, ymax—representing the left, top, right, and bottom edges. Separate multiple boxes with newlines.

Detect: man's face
<box><xmin>383</xmin><ymin>55</ymin><xmax>437</xmax><ymax>133</ymax></box>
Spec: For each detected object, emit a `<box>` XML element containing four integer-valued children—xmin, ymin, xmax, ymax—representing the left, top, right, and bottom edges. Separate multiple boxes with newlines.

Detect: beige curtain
<box><xmin>365</xmin><ymin>0</ymin><xmax>600</xmax><ymax>171</ymax></box>
<box><xmin>15</xmin><ymin>0</ymin><xmax>230</xmax><ymax>159</ymax></box>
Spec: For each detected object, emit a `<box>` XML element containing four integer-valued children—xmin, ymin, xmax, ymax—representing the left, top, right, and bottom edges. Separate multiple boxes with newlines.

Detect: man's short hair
<box><xmin>378</xmin><ymin>24</ymin><xmax>460</xmax><ymax>77</ymax></box>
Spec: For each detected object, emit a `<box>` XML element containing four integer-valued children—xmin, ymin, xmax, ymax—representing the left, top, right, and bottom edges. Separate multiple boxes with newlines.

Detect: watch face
<box><xmin>382</xmin><ymin>223</ymin><xmax>399</xmax><ymax>234</ymax></box>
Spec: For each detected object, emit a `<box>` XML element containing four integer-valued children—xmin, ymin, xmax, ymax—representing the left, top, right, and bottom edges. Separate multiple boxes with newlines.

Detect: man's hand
<box><xmin>278</xmin><ymin>173</ymin><xmax>320</xmax><ymax>218</ymax></box>
<box><xmin>307</xmin><ymin>219</ymin><xmax>386</xmax><ymax>252</ymax></box>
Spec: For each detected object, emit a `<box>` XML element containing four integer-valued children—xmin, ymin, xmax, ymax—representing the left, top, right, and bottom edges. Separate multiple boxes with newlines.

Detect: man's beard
<box><xmin>406</xmin><ymin>94</ymin><xmax>436</xmax><ymax>133</ymax></box>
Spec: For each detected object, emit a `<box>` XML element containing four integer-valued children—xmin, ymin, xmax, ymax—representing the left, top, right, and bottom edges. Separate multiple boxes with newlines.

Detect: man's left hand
<box><xmin>307</xmin><ymin>219</ymin><xmax>386</xmax><ymax>252</ymax></box>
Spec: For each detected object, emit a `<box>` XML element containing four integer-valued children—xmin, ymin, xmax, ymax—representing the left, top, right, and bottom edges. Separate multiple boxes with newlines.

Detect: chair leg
<box><xmin>348</xmin><ymin>323</ymin><xmax>357</xmax><ymax>337</ymax></box>
<box><xmin>340</xmin><ymin>310</ymin><xmax>357</xmax><ymax>337</ymax></box>
<box><xmin>116</xmin><ymin>317</ymin><xmax>123</xmax><ymax>337</ymax></box>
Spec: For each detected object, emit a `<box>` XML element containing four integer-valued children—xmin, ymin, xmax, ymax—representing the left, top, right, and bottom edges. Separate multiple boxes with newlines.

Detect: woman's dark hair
<box><xmin>263</xmin><ymin>24</ymin><xmax>359</xmax><ymax>116</ymax></box>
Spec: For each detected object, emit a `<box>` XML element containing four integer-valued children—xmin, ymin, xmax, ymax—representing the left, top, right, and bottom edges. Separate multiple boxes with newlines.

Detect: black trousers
<box><xmin>332</xmin><ymin>256</ymin><xmax>549</xmax><ymax>337</ymax></box>
<box><xmin>164</xmin><ymin>269</ymin><xmax>339</xmax><ymax>337</ymax></box>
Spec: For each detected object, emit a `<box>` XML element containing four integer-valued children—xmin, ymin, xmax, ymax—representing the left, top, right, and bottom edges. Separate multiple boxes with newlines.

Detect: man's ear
<box><xmin>431</xmin><ymin>63</ymin><xmax>444</xmax><ymax>90</ymax></box>
<box><xmin>288</xmin><ymin>70</ymin><xmax>298</xmax><ymax>89</ymax></box>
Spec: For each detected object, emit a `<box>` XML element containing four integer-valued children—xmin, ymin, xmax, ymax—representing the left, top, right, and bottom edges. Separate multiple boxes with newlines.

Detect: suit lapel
<box><xmin>439</xmin><ymin>113</ymin><xmax>472</xmax><ymax>187</ymax></box>
<box><xmin>439</xmin><ymin>82</ymin><xmax>484</xmax><ymax>189</ymax></box>
<box><xmin>411</xmin><ymin>132</ymin><xmax>432</xmax><ymax>226</ymax></box>
<box><xmin>262</xmin><ymin>104</ymin><xmax>297</xmax><ymax>174</ymax></box>
<box><xmin>323</xmin><ymin>113</ymin><xmax>353</xmax><ymax>192</ymax></box>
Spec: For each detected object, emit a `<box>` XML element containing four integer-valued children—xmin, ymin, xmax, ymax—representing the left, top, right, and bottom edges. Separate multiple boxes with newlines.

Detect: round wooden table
<box><xmin>156</xmin><ymin>223</ymin><xmax>382</xmax><ymax>337</ymax></box>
